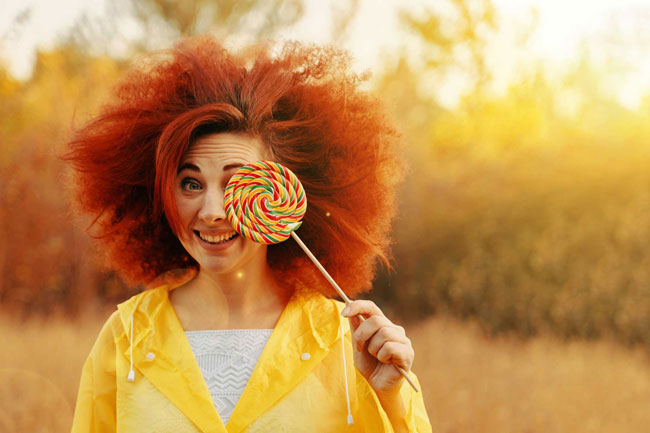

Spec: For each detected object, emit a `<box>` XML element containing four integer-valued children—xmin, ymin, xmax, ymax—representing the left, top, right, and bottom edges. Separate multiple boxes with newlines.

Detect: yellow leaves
<box><xmin>371</xmin><ymin>13</ymin><xmax>650</xmax><ymax>346</ymax></box>
<box><xmin>0</xmin><ymin>48</ymin><xmax>124</xmax><ymax>162</ymax></box>
<box><xmin>0</xmin><ymin>48</ymin><xmax>125</xmax><ymax>316</ymax></box>
<box><xmin>0</xmin><ymin>66</ymin><xmax>20</xmax><ymax>97</ymax></box>
<box><xmin>26</xmin><ymin>49</ymin><xmax>123</xmax><ymax>126</ymax></box>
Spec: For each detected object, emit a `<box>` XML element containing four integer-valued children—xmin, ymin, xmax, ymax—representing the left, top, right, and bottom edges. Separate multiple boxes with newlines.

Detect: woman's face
<box><xmin>174</xmin><ymin>132</ymin><xmax>269</xmax><ymax>275</ymax></box>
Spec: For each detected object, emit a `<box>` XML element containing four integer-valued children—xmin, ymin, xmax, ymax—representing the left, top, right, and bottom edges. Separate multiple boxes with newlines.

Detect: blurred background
<box><xmin>2</xmin><ymin>0</ymin><xmax>650</xmax><ymax>431</ymax></box>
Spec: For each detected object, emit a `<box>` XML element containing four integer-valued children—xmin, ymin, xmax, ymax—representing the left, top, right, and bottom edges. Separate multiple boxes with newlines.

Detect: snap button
<box><xmin>300</xmin><ymin>352</ymin><xmax>311</xmax><ymax>361</ymax></box>
<box><xmin>146</xmin><ymin>352</ymin><xmax>156</xmax><ymax>361</ymax></box>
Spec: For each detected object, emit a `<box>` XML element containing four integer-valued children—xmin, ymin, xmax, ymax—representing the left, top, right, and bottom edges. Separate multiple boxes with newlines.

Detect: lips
<box><xmin>194</xmin><ymin>229</ymin><xmax>238</xmax><ymax>244</ymax></box>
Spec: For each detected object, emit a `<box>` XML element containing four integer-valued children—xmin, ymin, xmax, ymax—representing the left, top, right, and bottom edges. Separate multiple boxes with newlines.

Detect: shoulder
<box><xmin>294</xmin><ymin>288</ymin><xmax>348</xmax><ymax>324</ymax></box>
<box><xmin>117</xmin><ymin>284</ymin><xmax>170</xmax><ymax>314</ymax></box>
<box><xmin>115</xmin><ymin>284</ymin><xmax>170</xmax><ymax>324</ymax></box>
<box><xmin>290</xmin><ymin>287</ymin><xmax>352</xmax><ymax>343</ymax></box>
<box><xmin>294</xmin><ymin>285</ymin><xmax>346</xmax><ymax>312</ymax></box>
<box><xmin>86</xmin><ymin>284</ymin><xmax>171</xmax><ymax>354</ymax></box>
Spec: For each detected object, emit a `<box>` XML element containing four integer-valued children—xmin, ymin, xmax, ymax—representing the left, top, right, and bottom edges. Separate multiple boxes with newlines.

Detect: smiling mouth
<box><xmin>194</xmin><ymin>230</ymin><xmax>239</xmax><ymax>244</ymax></box>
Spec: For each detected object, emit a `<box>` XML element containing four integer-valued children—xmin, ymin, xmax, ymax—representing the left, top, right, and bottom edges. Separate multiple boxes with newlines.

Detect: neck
<box><xmin>196</xmin><ymin>257</ymin><xmax>282</xmax><ymax>312</ymax></box>
<box><xmin>171</xmin><ymin>252</ymin><xmax>290</xmax><ymax>330</ymax></box>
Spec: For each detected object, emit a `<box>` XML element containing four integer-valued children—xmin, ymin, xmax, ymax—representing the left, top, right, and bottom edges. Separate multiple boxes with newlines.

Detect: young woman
<box><xmin>67</xmin><ymin>36</ymin><xmax>431</xmax><ymax>432</ymax></box>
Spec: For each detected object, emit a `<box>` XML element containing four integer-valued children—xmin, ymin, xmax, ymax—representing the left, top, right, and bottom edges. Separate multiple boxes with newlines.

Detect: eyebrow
<box><xmin>223</xmin><ymin>163</ymin><xmax>245</xmax><ymax>171</ymax></box>
<box><xmin>176</xmin><ymin>162</ymin><xmax>246</xmax><ymax>174</ymax></box>
<box><xmin>177</xmin><ymin>163</ymin><xmax>200</xmax><ymax>174</ymax></box>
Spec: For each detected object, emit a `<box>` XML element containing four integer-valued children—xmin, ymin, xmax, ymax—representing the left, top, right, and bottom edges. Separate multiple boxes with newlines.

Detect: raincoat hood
<box><xmin>72</xmin><ymin>284</ymin><xmax>431</xmax><ymax>432</ymax></box>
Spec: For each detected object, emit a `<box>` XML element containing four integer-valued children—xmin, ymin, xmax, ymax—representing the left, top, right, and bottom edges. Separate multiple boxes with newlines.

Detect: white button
<box><xmin>146</xmin><ymin>352</ymin><xmax>156</xmax><ymax>361</ymax></box>
<box><xmin>300</xmin><ymin>352</ymin><xmax>311</xmax><ymax>361</ymax></box>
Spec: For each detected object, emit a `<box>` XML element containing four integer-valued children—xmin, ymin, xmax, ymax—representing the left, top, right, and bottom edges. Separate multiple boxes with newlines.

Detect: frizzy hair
<box><xmin>65</xmin><ymin>36</ymin><xmax>405</xmax><ymax>297</ymax></box>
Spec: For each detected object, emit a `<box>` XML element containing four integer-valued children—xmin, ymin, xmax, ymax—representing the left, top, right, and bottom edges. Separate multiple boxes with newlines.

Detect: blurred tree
<box><xmin>66</xmin><ymin>0</ymin><xmax>360</xmax><ymax>57</ymax></box>
<box><xmin>5</xmin><ymin>0</ymin><xmax>650</xmax><ymax>355</ymax></box>
<box><xmin>120</xmin><ymin>0</ymin><xmax>306</xmax><ymax>48</ymax></box>
<box><xmin>369</xmin><ymin>0</ymin><xmax>650</xmax><ymax>352</ymax></box>
<box><xmin>329</xmin><ymin>0</ymin><xmax>360</xmax><ymax>44</ymax></box>
<box><xmin>400</xmin><ymin>0</ymin><xmax>497</xmax><ymax>96</ymax></box>
<box><xmin>370</xmin><ymin>0</ymin><xmax>499</xmax><ymax>315</ymax></box>
<box><xmin>0</xmin><ymin>8</ymin><xmax>31</xmax><ymax>48</ymax></box>
<box><xmin>0</xmin><ymin>46</ymin><xmax>127</xmax><ymax>317</ymax></box>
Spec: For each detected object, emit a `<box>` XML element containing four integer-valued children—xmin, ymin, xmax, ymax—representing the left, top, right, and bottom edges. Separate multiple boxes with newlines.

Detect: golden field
<box><xmin>1</xmin><ymin>313</ymin><xmax>649</xmax><ymax>432</ymax></box>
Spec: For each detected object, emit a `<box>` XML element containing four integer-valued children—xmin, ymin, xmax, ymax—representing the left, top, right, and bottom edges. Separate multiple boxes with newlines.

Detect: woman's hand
<box><xmin>341</xmin><ymin>300</ymin><xmax>414</xmax><ymax>396</ymax></box>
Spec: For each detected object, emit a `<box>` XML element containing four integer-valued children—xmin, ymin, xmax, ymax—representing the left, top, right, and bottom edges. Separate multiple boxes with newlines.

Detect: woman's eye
<box><xmin>181</xmin><ymin>178</ymin><xmax>202</xmax><ymax>192</ymax></box>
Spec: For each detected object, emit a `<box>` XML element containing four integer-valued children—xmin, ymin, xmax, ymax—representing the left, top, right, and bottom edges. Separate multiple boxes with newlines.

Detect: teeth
<box><xmin>198</xmin><ymin>230</ymin><xmax>237</xmax><ymax>243</ymax></box>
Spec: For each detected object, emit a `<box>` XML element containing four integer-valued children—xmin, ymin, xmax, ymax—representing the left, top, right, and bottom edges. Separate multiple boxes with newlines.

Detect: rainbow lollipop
<box><xmin>224</xmin><ymin>160</ymin><xmax>419</xmax><ymax>393</ymax></box>
<box><xmin>224</xmin><ymin>161</ymin><xmax>306</xmax><ymax>244</ymax></box>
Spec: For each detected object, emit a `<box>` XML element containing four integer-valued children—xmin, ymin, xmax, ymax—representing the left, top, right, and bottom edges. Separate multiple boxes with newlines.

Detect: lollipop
<box><xmin>224</xmin><ymin>161</ymin><xmax>306</xmax><ymax>244</ymax></box>
<box><xmin>224</xmin><ymin>160</ymin><xmax>419</xmax><ymax>393</ymax></box>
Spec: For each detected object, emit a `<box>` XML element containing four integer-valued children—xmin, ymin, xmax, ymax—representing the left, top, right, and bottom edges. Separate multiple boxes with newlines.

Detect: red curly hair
<box><xmin>65</xmin><ymin>36</ymin><xmax>404</xmax><ymax>297</ymax></box>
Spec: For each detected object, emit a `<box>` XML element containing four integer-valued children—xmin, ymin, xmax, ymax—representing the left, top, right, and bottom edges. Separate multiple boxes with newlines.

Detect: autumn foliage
<box><xmin>2</xmin><ymin>1</ymin><xmax>650</xmax><ymax>353</ymax></box>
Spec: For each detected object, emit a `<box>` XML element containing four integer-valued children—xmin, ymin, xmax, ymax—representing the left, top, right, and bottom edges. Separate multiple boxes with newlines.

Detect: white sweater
<box><xmin>185</xmin><ymin>329</ymin><xmax>273</xmax><ymax>425</ymax></box>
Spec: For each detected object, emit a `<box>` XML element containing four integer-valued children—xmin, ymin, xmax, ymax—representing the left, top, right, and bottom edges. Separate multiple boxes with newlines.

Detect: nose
<box><xmin>198</xmin><ymin>187</ymin><xmax>226</xmax><ymax>223</ymax></box>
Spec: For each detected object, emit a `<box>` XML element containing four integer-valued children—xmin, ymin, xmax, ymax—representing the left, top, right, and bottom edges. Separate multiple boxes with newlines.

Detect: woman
<box><xmin>67</xmin><ymin>36</ymin><xmax>431</xmax><ymax>432</ymax></box>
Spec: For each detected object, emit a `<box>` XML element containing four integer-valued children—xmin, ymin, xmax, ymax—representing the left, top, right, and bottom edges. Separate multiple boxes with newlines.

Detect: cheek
<box><xmin>174</xmin><ymin>195</ymin><xmax>196</xmax><ymax>233</ymax></box>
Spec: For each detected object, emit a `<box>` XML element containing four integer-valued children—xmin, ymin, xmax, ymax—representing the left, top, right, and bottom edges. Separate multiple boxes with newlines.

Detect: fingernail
<box><xmin>341</xmin><ymin>306</ymin><xmax>350</xmax><ymax>316</ymax></box>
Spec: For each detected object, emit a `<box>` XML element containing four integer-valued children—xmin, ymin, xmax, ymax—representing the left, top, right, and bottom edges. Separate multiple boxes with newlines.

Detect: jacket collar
<box><xmin>118</xmin><ymin>284</ymin><xmax>226</xmax><ymax>433</ymax></box>
<box><xmin>227</xmin><ymin>286</ymin><xmax>343</xmax><ymax>433</ymax></box>
<box><xmin>117</xmin><ymin>284</ymin><xmax>344</xmax><ymax>433</ymax></box>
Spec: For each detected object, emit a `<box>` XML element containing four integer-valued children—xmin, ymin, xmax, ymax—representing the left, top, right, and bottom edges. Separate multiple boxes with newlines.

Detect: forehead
<box><xmin>181</xmin><ymin>133</ymin><xmax>267</xmax><ymax>166</ymax></box>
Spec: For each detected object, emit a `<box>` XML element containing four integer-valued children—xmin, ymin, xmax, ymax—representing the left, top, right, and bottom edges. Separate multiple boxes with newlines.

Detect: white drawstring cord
<box><xmin>340</xmin><ymin>321</ymin><xmax>354</xmax><ymax>425</ymax></box>
<box><xmin>127</xmin><ymin>313</ymin><xmax>135</xmax><ymax>382</ymax></box>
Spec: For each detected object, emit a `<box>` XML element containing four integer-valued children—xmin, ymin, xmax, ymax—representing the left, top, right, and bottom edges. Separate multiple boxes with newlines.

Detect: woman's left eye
<box><xmin>181</xmin><ymin>178</ymin><xmax>202</xmax><ymax>191</ymax></box>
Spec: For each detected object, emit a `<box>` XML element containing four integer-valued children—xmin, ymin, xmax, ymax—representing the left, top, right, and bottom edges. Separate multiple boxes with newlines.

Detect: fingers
<box><xmin>341</xmin><ymin>299</ymin><xmax>385</xmax><ymax>332</ymax></box>
<box><xmin>359</xmin><ymin>319</ymin><xmax>413</xmax><ymax>369</ymax></box>
<box><xmin>340</xmin><ymin>300</ymin><xmax>384</xmax><ymax>320</ymax></box>
<box><xmin>342</xmin><ymin>300</ymin><xmax>414</xmax><ymax>370</ymax></box>
<box><xmin>351</xmin><ymin>315</ymin><xmax>396</xmax><ymax>351</ymax></box>
<box><xmin>376</xmin><ymin>340</ymin><xmax>414</xmax><ymax>370</ymax></box>
<box><xmin>366</xmin><ymin>325</ymin><xmax>407</xmax><ymax>357</ymax></box>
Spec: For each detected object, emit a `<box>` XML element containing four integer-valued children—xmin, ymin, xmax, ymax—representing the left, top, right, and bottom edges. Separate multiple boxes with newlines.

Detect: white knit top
<box><xmin>185</xmin><ymin>329</ymin><xmax>273</xmax><ymax>425</ymax></box>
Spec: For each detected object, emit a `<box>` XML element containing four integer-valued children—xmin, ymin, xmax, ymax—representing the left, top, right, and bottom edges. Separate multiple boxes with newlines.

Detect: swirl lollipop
<box><xmin>224</xmin><ymin>160</ymin><xmax>419</xmax><ymax>393</ymax></box>
<box><xmin>224</xmin><ymin>160</ymin><xmax>306</xmax><ymax>244</ymax></box>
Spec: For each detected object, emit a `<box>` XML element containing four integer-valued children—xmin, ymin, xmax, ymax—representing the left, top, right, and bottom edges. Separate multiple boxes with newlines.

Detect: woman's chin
<box><xmin>183</xmin><ymin>235</ymin><xmax>267</xmax><ymax>277</ymax></box>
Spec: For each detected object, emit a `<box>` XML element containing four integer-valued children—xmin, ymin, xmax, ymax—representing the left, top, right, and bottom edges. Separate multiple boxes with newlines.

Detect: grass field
<box><xmin>1</xmin><ymin>313</ymin><xmax>649</xmax><ymax>432</ymax></box>
<box><xmin>409</xmin><ymin>316</ymin><xmax>650</xmax><ymax>432</ymax></box>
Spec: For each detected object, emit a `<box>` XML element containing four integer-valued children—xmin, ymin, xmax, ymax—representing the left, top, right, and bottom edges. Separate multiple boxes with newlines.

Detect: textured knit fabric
<box><xmin>185</xmin><ymin>329</ymin><xmax>273</xmax><ymax>425</ymax></box>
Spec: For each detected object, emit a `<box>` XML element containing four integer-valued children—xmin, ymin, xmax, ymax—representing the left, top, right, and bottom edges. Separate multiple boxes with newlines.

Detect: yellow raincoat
<box><xmin>71</xmin><ymin>284</ymin><xmax>432</xmax><ymax>432</ymax></box>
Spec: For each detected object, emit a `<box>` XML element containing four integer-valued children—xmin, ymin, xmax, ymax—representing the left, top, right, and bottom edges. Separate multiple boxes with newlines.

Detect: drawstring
<box><xmin>127</xmin><ymin>313</ymin><xmax>135</xmax><ymax>382</ymax></box>
<box><xmin>340</xmin><ymin>321</ymin><xmax>354</xmax><ymax>425</ymax></box>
